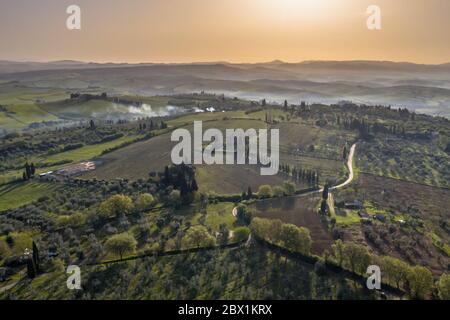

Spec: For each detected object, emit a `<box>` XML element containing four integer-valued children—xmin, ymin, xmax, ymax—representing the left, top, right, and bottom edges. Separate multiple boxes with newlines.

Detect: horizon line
<box><xmin>2</xmin><ymin>58</ymin><xmax>450</xmax><ymax>66</ymax></box>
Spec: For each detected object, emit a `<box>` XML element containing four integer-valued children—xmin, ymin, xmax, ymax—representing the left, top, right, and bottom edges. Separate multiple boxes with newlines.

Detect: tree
<box><xmin>332</xmin><ymin>240</ymin><xmax>344</xmax><ymax>267</ymax></box>
<box><xmin>105</xmin><ymin>233</ymin><xmax>137</xmax><ymax>259</ymax></box>
<box><xmin>0</xmin><ymin>240</ymin><xmax>10</xmax><ymax>260</ymax></box>
<box><xmin>278</xmin><ymin>224</ymin><xmax>312</xmax><ymax>255</ymax></box>
<box><xmin>25</xmin><ymin>162</ymin><xmax>31</xmax><ymax>179</ymax></box>
<box><xmin>32</xmin><ymin>241</ymin><xmax>40</xmax><ymax>273</ymax></box>
<box><xmin>168</xmin><ymin>190</ymin><xmax>181</xmax><ymax>208</ymax></box>
<box><xmin>407</xmin><ymin>266</ymin><xmax>433</xmax><ymax>299</ymax></box>
<box><xmin>135</xmin><ymin>193</ymin><xmax>155</xmax><ymax>212</ymax></box>
<box><xmin>322</xmin><ymin>184</ymin><xmax>329</xmax><ymax>200</ymax></box>
<box><xmin>247</xmin><ymin>186</ymin><xmax>253</xmax><ymax>198</ymax></box>
<box><xmin>342</xmin><ymin>242</ymin><xmax>371</xmax><ymax>274</ymax></box>
<box><xmin>381</xmin><ymin>256</ymin><xmax>410</xmax><ymax>289</ymax></box>
<box><xmin>182</xmin><ymin>225</ymin><xmax>216</xmax><ymax>249</ymax></box>
<box><xmin>100</xmin><ymin>194</ymin><xmax>133</xmax><ymax>217</ymax></box>
<box><xmin>258</xmin><ymin>185</ymin><xmax>273</xmax><ymax>199</ymax></box>
<box><xmin>437</xmin><ymin>273</ymin><xmax>450</xmax><ymax>300</ymax></box>
<box><xmin>273</xmin><ymin>186</ymin><xmax>285</xmax><ymax>197</ymax></box>
<box><xmin>26</xmin><ymin>257</ymin><xmax>36</xmax><ymax>279</ymax></box>
<box><xmin>191</xmin><ymin>178</ymin><xmax>199</xmax><ymax>192</ymax></box>
<box><xmin>236</xmin><ymin>204</ymin><xmax>252</xmax><ymax>225</ymax></box>
<box><xmin>232</xmin><ymin>226</ymin><xmax>250</xmax><ymax>243</ymax></box>
<box><xmin>217</xmin><ymin>224</ymin><xmax>230</xmax><ymax>246</ymax></box>
<box><xmin>164</xmin><ymin>166</ymin><xmax>171</xmax><ymax>183</ymax></box>
<box><xmin>320</xmin><ymin>200</ymin><xmax>327</xmax><ymax>214</ymax></box>
<box><xmin>343</xmin><ymin>146</ymin><xmax>348</xmax><ymax>160</ymax></box>
<box><xmin>282</xmin><ymin>181</ymin><xmax>296</xmax><ymax>196</ymax></box>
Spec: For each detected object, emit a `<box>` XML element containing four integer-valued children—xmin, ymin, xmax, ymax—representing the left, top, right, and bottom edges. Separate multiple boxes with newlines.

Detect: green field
<box><xmin>0</xmin><ymin>134</ymin><xmax>144</xmax><ymax>185</ymax></box>
<box><xmin>0</xmin><ymin>181</ymin><xmax>59</xmax><ymax>212</ymax></box>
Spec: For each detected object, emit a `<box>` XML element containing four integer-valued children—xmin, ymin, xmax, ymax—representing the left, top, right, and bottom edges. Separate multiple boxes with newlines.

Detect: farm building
<box><xmin>55</xmin><ymin>161</ymin><xmax>96</xmax><ymax>177</ymax></box>
<box><xmin>374</xmin><ymin>214</ymin><xmax>386</xmax><ymax>222</ymax></box>
<box><xmin>39</xmin><ymin>171</ymin><xmax>56</xmax><ymax>181</ymax></box>
<box><xmin>358</xmin><ymin>211</ymin><xmax>370</xmax><ymax>219</ymax></box>
<box><xmin>344</xmin><ymin>200</ymin><xmax>363</xmax><ymax>210</ymax></box>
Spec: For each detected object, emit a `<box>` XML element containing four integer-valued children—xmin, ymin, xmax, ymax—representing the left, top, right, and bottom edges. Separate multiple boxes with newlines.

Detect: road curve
<box><xmin>232</xmin><ymin>143</ymin><xmax>357</xmax><ymax>215</ymax></box>
<box><xmin>330</xmin><ymin>143</ymin><xmax>357</xmax><ymax>191</ymax></box>
<box><xmin>292</xmin><ymin>142</ymin><xmax>357</xmax><ymax>197</ymax></box>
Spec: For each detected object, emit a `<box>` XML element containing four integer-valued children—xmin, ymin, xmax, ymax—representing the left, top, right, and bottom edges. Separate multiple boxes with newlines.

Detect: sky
<box><xmin>0</xmin><ymin>0</ymin><xmax>449</xmax><ymax>64</ymax></box>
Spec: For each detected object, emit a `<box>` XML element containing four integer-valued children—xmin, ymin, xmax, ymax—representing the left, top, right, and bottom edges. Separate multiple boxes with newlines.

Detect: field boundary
<box><xmin>359</xmin><ymin>171</ymin><xmax>450</xmax><ymax>190</ymax></box>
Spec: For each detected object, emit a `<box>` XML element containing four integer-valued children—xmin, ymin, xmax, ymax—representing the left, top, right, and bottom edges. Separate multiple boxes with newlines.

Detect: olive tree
<box><xmin>182</xmin><ymin>225</ymin><xmax>216</xmax><ymax>249</ymax></box>
<box><xmin>278</xmin><ymin>223</ymin><xmax>312</xmax><ymax>255</ymax></box>
<box><xmin>135</xmin><ymin>193</ymin><xmax>155</xmax><ymax>212</ymax></box>
<box><xmin>105</xmin><ymin>233</ymin><xmax>137</xmax><ymax>259</ymax></box>
<box><xmin>437</xmin><ymin>273</ymin><xmax>450</xmax><ymax>300</ymax></box>
<box><xmin>100</xmin><ymin>194</ymin><xmax>133</xmax><ymax>217</ymax></box>
<box><xmin>407</xmin><ymin>266</ymin><xmax>433</xmax><ymax>299</ymax></box>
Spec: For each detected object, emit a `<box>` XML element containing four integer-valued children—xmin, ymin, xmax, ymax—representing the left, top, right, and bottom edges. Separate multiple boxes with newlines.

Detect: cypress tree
<box><xmin>32</xmin><ymin>241</ymin><xmax>40</xmax><ymax>273</ymax></box>
<box><xmin>191</xmin><ymin>178</ymin><xmax>199</xmax><ymax>192</ymax></box>
<box><xmin>25</xmin><ymin>162</ymin><xmax>31</xmax><ymax>179</ymax></box>
<box><xmin>26</xmin><ymin>258</ymin><xmax>36</xmax><ymax>279</ymax></box>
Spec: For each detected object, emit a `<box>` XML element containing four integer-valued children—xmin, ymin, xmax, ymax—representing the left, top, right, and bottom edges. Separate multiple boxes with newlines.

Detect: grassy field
<box><xmin>83</xmin><ymin>113</ymin><xmax>348</xmax><ymax>193</ymax></box>
<box><xmin>83</xmin><ymin>117</ymin><xmax>268</xmax><ymax>182</ymax></box>
<box><xmin>0</xmin><ymin>181</ymin><xmax>59</xmax><ymax>212</ymax></box>
<box><xmin>0</xmin><ymin>83</ymin><xmax>68</xmax><ymax>130</ymax></box>
<box><xmin>250</xmin><ymin>194</ymin><xmax>333</xmax><ymax>254</ymax></box>
<box><xmin>39</xmin><ymin>99</ymin><xmax>118</xmax><ymax>119</ymax></box>
<box><xmin>196</xmin><ymin>164</ymin><xmax>290</xmax><ymax>195</ymax></box>
<box><xmin>0</xmin><ymin>103</ymin><xmax>59</xmax><ymax>129</ymax></box>
<box><xmin>34</xmin><ymin>134</ymin><xmax>143</xmax><ymax>165</ymax></box>
<box><xmin>0</xmin><ymin>134</ymin><xmax>143</xmax><ymax>185</ymax></box>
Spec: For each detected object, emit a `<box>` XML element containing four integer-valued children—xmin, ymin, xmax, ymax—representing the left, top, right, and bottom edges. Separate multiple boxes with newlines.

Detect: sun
<box><xmin>267</xmin><ymin>0</ymin><xmax>331</xmax><ymax>11</ymax></box>
<box><xmin>259</xmin><ymin>0</ymin><xmax>336</xmax><ymax>17</ymax></box>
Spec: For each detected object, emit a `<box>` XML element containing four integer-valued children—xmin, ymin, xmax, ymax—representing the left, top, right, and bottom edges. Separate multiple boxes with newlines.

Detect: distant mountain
<box><xmin>1</xmin><ymin>59</ymin><xmax>449</xmax><ymax>75</ymax></box>
<box><xmin>0</xmin><ymin>60</ymin><xmax>449</xmax><ymax>117</ymax></box>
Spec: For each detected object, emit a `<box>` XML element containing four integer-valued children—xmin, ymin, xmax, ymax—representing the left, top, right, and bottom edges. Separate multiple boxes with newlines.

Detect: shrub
<box><xmin>232</xmin><ymin>226</ymin><xmax>250</xmax><ymax>243</ymax></box>
<box><xmin>437</xmin><ymin>273</ymin><xmax>450</xmax><ymax>300</ymax></box>
<box><xmin>273</xmin><ymin>186</ymin><xmax>285</xmax><ymax>197</ymax></box>
<box><xmin>135</xmin><ymin>193</ymin><xmax>155</xmax><ymax>212</ymax></box>
<box><xmin>257</xmin><ymin>185</ymin><xmax>273</xmax><ymax>198</ymax></box>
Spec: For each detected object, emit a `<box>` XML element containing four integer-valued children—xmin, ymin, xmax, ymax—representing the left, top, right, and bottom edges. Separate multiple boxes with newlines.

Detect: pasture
<box><xmin>250</xmin><ymin>194</ymin><xmax>333</xmax><ymax>254</ymax></box>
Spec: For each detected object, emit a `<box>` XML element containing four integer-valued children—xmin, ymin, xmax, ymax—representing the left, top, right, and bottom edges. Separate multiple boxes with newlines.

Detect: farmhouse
<box><xmin>374</xmin><ymin>214</ymin><xmax>386</xmax><ymax>222</ymax></box>
<box><xmin>344</xmin><ymin>200</ymin><xmax>363</xmax><ymax>210</ymax></box>
<box><xmin>55</xmin><ymin>161</ymin><xmax>96</xmax><ymax>178</ymax></box>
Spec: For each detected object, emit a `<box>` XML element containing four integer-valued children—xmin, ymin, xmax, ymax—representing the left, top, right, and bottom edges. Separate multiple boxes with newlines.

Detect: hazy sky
<box><xmin>0</xmin><ymin>0</ymin><xmax>449</xmax><ymax>63</ymax></box>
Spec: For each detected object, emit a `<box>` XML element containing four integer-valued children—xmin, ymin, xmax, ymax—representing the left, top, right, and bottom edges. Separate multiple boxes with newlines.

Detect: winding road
<box><xmin>233</xmin><ymin>142</ymin><xmax>357</xmax><ymax>217</ymax></box>
<box><xmin>292</xmin><ymin>142</ymin><xmax>357</xmax><ymax>197</ymax></box>
<box><xmin>330</xmin><ymin>143</ymin><xmax>357</xmax><ymax>191</ymax></box>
